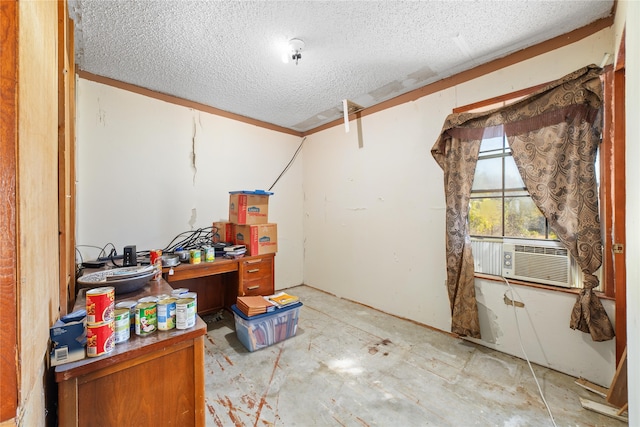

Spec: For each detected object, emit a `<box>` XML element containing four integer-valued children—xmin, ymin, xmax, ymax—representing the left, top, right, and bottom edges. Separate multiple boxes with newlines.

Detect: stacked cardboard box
<box><xmin>214</xmin><ymin>190</ymin><xmax>278</xmax><ymax>256</ymax></box>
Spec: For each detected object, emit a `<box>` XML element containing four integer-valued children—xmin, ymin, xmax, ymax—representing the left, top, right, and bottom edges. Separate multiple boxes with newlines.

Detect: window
<box><xmin>461</xmin><ymin>96</ymin><xmax>604</xmax><ymax>292</ymax></box>
<box><xmin>469</xmin><ymin>125</ymin><xmax>558</xmax><ymax>240</ymax></box>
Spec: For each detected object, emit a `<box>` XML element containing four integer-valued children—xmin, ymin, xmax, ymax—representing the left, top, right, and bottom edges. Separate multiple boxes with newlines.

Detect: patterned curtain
<box><xmin>431</xmin><ymin>65</ymin><xmax>614</xmax><ymax>341</ymax></box>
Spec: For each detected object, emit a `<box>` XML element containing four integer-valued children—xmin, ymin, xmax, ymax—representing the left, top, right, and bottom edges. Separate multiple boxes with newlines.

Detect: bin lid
<box><xmin>231</xmin><ymin>302</ymin><xmax>302</xmax><ymax>321</ymax></box>
<box><xmin>229</xmin><ymin>190</ymin><xmax>273</xmax><ymax>196</ymax></box>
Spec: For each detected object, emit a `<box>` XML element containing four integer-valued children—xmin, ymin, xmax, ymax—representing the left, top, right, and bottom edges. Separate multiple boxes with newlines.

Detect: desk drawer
<box><xmin>240</xmin><ymin>278</ymin><xmax>273</xmax><ymax>296</ymax></box>
<box><xmin>239</xmin><ymin>257</ymin><xmax>274</xmax><ymax>296</ymax></box>
<box><xmin>240</xmin><ymin>257</ymin><xmax>273</xmax><ymax>281</ymax></box>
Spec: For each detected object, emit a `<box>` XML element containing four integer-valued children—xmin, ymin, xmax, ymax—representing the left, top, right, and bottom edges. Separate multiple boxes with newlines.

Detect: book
<box><xmin>268</xmin><ymin>292</ymin><xmax>299</xmax><ymax>307</ymax></box>
<box><xmin>237</xmin><ymin>296</ymin><xmax>275</xmax><ymax>317</ymax></box>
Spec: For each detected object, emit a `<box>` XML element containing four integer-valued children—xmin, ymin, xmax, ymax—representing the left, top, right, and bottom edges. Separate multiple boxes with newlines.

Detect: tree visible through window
<box><xmin>469</xmin><ymin>125</ymin><xmax>558</xmax><ymax>240</ymax></box>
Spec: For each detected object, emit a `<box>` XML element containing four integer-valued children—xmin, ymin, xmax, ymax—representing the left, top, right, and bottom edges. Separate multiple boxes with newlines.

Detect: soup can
<box><xmin>157</xmin><ymin>297</ymin><xmax>177</xmax><ymax>331</ymax></box>
<box><xmin>114</xmin><ymin>308</ymin><xmax>130</xmax><ymax>344</ymax></box>
<box><xmin>115</xmin><ymin>300</ymin><xmax>137</xmax><ymax>332</ymax></box>
<box><xmin>171</xmin><ymin>288</ymin><xmax>188</xmax><ymax>297</ymax></box>
<box><xmin>189</xmin><ymin>249</ymin><xmax>201</xmax><ymax>264</ymax></box>
<box><xmin>87</xmin><ymin>321</ymin><xmax>115</xmax><ymax>357</ymax></box>
<box><xmin>150</xmin><ymin>249</ymin><xmax>163</xmax><ymax>280</ymax></box>
<box><xmin>175</xmin><ymin>298</ymin><xmax>196</xmax><ymax>330</ymax></box>
<box><xmin>135</xmin><ymin>301</ymin><xmax>157</xmax><ymax>336</ymax></box>
<box><xmin>86</xmin><ymin>286</ymin><xmax>115</xmax><ymax>324</ymax></box>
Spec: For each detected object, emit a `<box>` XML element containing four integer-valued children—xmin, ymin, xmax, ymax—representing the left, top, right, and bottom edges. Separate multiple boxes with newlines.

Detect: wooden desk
<box><xmin>55</xmin><ymin>280</ymin><xmax>206</xmax><ymax>427</ymax></box>
<box><xmin>162</xmin><ymin>253</ymin><xmax>275</xmax><ymax>314</ymax></box>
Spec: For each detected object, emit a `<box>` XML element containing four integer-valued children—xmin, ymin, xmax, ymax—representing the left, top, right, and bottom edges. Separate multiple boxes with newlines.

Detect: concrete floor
<box><xmin>202</xmin><ymin>285</ymin><xmax>626</xmax><ymax>426</ymax></box>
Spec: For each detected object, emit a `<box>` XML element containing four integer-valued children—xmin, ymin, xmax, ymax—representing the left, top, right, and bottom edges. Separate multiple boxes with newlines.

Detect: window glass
<box><xmin>504</xmin><ymin>156</ymin><xmax>524</xmax><ymax>189</ymax></box>
<box><xmin>469</xmin><ymin>198</ymin><xmax>502</xmax><ymax>237</ymax></box>
<box><xmin>473</xmin><ymin>158</ymin><xmax>502</xmax><ymax>190</ymax></box>
<box><xmin>504</xmin><ymin>196</ymin><xmax>546</xmax><ymax>238</ymax></box>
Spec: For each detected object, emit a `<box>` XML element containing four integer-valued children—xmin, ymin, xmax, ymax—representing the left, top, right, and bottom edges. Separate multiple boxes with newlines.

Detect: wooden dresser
<box><xmin>55</xmin><ymin>279</ymin><xmax>206</xmax><ymax>427</ymax></box>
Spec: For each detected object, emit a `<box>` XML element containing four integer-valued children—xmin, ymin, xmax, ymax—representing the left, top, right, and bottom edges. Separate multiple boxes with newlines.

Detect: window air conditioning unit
<box><xmin>502</xmin><ymin>239</ymin><xmax>571</xmax><ymax>287</ymax></box>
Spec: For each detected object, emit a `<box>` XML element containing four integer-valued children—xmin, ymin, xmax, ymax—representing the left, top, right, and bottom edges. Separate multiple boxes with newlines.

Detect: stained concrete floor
<box><xmin>202</xmin><ymin>285</ymin><xmax>626</xmax><ymax>426</ymax></box>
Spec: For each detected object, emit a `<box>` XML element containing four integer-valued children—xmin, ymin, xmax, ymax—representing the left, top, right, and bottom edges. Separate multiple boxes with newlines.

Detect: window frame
<box><xmin>454</xmin><ymin>77</ymin><xmax>618</xmax><ymax>299</ymax></box>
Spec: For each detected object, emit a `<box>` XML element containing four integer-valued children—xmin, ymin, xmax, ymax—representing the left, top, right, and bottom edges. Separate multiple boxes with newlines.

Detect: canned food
<box><xmin>86</xmin><ymin>286</ymin><xmax>115</xmax><ymax>324</ymax></box>
<box><xmin>135</xmin><ymin>302</ymin><xmax>157</xmax><ymax>336</ymax></box>
<box><xmin>157</xmin><ymin>297</ymin><xmax>177</xmax><ymax>331</ymax></box>
<box><xmin>181</xmin><ymin>292</ymin><xmax>197</xmax><ymax>317</ymax></box>
<box><xmin>115</xmin><ymin>300</ymin><xmax>137</xmax><ymax>332</ymax></box>
<box><xmin>204</xmin><ymin>246</ymin><xmax>215</xmax><ymax>262</ymax></box>
<box><xmin>175</xmin><ymin>298</ymin><xmax>196</xmax><ymax>330</ymax></box>
<box><xmin>114</xmin><ymin>308</ymin><xmax>130</xmax><ymax>344</ymax></box>
<box><xmin>150</xmin><ymin>249</ymin><xmax>163</xmax><ymax>280</ymax></box>
<box><xmin>87</xmin><ymin>321</ymin><xmax>115</xmax><ymax>357</ymax></box>
<box><xmin>189</xmin><ymin>249</ymin><xmax>201</xmax><ymax>264</ymax></box>
<box><xmin>138</xmin><ymin>296</ymin><xmax>159</xmax><ymax>304</ymax></box>
<box><xmin>171</xmin><ymin>288</ymin><xmax>188</xmax><ymax>297</ymax></box>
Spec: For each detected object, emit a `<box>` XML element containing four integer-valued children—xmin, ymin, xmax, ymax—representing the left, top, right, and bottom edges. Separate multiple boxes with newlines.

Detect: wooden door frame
<box><xmin>613</xmin><ymin>29</ymin><xmax>626</xmax><ymax>364</ymax></box>
<box><xmin>0</xmin><ymin>0</ymin><xmax>19</xmax><ymax>422</ymax></box>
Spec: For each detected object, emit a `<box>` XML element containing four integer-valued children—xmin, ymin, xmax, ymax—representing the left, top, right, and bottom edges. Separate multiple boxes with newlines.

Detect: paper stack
<box><xmin>267</xmin><ymin>292</ymin><xmax>300</xmax><ymax>308</ymax></box>
<box><xmin>236</xmin><ymin>296</ymin><xmax>275</xmax><ymax>317</ymax></box>
<box><xmin>224</xmin><ymin>244</ymin><xmax>247</xmax><ymax>259</ymax></box>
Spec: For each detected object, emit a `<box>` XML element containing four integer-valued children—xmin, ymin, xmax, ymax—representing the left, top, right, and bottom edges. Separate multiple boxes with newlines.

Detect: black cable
<box><xmin>76</xmin><ymin>243</ymin><xmax>117</xmax><ymax>259</ymax></box>
<box><xmin>162</xmin><ymin>226</ymin><xmax>215</xmax><ymax>253</ymax></box>
<box><xmin>267</xmin><ymin>136</ymin><xmax>306</xmax><ymax>192</ymax></box>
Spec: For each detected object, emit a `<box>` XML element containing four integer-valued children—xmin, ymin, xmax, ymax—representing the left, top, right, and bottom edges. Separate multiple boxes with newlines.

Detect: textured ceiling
<box><xmin>70</xmin><ymin>0</ymin><xmax>613</xmax><ymax>133</ymax></box>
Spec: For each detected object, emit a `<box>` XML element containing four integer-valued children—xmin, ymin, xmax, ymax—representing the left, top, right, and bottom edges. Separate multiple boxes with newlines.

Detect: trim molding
<box><xmin>77</xmin><ymin>70</ymin><xmax>304</xmax><ymax>138</ymax></box>
<box><xmin>77</xmin><ymin>15</ymin><xmax>613</xmax><ymax>137</ymax></box>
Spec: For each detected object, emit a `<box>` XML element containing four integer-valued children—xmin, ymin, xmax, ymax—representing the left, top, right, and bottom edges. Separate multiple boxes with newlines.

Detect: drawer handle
<box><xmin>247</xmin><ymin>285</ymin><xmax>260</xmax><ymax>290</ymax></box>
<box><xmin>247</xmin><ymin>268</ymin><xmax>260</xmax><ymax>273</ymax></box>
<box><xmin>245</xmin><ymin>259</ymin><xmax>262</xmax><ymax>264</ymax></box>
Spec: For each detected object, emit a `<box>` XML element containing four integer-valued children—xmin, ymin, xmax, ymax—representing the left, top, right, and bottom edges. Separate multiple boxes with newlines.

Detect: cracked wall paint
<box><xmin>96</xmin><ymin>97</ymin><xmax>106</xmax><ymax>126</ymax></box>
<box><xmin>190</xmin><ymin>114</ymin><xmax>199</xmax><ymax>185</ymax></box>
<box><xmin>188</xmin><ymin>208</ymin><xmax>197</xmax><ymax>229</ymax></box>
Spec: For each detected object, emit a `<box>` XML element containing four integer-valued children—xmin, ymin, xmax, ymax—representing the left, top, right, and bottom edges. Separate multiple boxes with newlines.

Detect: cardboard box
<box><xmin>228</xmin><ymin>191</ymin><xmax>272</xmax><ymax>225</ymax></box>
<box><xmin>212</xmin><ymin>221</ymin><xmax>234</xmax><ymax>243</ymax></box>
<box><xmin>231</xmin><ymin>302</ymin><xmax>302</xmax><ymax>352</ymax></box>
<box><xmin>234</xmin><ymin>223</ymin><xmax>277</xmax><ymax>256</ymax></box>
<box><xmin>49</xmin><ymin>310</ymin><xmax>87</xmax><ymax>366</ymax></box>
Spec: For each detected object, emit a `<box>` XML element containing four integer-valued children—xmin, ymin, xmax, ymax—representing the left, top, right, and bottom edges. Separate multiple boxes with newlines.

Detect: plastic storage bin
<box><xmin>231</xmin><ymin>302</ymin><xmax>302</xmax><ymax>352</ymax></box>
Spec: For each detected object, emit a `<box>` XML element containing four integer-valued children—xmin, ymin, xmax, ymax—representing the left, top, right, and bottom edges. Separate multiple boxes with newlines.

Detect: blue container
<box><xmin>231</xmin><ymin>302</ymin><xmax>302</xmax><ymax>352</ymax></box>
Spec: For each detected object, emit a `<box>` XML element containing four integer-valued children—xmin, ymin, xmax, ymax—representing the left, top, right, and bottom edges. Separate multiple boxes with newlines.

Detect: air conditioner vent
<box><xmin>503</xmin><ymin>241</ymin><xmax>570</xmax><ymax>287</ymax></box>
<box><xmin>515</xmin><ymin>244</ymin><xmax>568</xmax><ymax>257</ymax></box>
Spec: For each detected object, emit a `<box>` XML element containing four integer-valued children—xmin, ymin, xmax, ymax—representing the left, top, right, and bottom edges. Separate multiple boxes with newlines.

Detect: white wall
<box><xmin>622</xmin><ymin>1</ymin><xmax>639</xmax><ymax>424</ymax></box>
<box><xmin>303</xmin><ymin>28</ymin><xmax>619</xmax><ymax>387</ymax></box>
<box><xmin>75</xmin><ymin>79</ymin><xmax>305</xmax><ymax>289</ymax></box>
<box><xmin>76</xmin><ymin>24</ymin><xmax>627</xmax><ymax>389</ymax></box>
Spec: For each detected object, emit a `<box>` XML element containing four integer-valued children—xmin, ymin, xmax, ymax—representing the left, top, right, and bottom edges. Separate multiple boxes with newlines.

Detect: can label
<box><xmin>87</xmin><ymin>321</ymin><xmax>115</xmax><ymax>357</ymax></box>
<box><xmin>114</xmin><ymin>308</ymin><xmax>130</xmax><ymax>344</ymax></box>
<box><xmin>171</xmin><ymin>288</ymin><xmax>188</xmax><ymax>297</ymax></box>
<box><xmin>176</xmin><ymin>298</ymin><xmax>196</xmax><ymax>329</ymax></box>
<box><xmin>189</xmin><ymin>249</ymin><xmax>201</xmax><ymax>264</ymax></box>
<box><xmin>157</xmin><ymin>297</ymin><xmax>177</xmax><ymax>331</ymax></box>
<box><xmin>115</xmin><ymin>300</ymin><xmax>137</xmax><ymax>332</ymax></box>
<box><xmin>204</xmin><ymin>246</ymin><xmax>215</xmax><ymax>262</ymax></box>
<box><xmin>150</xmin><ymin>249</ymin><xmax>163</xmax><ymax>280</ymax></box>
<box><xmin>135</xmin><ymin>302</ymin><xmax>157</xmax><ymax>336</ymax></box>
<box><xmin>86</xmin><ymin>286</ymin><xmax>115</xmax><ymax>324</ymax></box>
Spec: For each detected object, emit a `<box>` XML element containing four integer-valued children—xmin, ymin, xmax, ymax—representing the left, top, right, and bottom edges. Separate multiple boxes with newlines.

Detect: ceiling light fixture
<box><xmin>285</xmin><ymin>38</ymin><xmax>304</xmax><ymax>65</ymax></box>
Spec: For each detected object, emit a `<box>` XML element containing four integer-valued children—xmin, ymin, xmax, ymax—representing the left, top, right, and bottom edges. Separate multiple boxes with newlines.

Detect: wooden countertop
<box><xmin>55</xmin><ymin>278</ymin><xmax>206</xmax><ymax>382</ymax></box>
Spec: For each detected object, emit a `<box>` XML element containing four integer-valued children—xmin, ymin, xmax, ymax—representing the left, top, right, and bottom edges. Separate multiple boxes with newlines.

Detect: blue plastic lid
<box><xmin>229</xmin><ymin>190</ymin><xmax>274</xmax><ymax>196</ymax></box>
